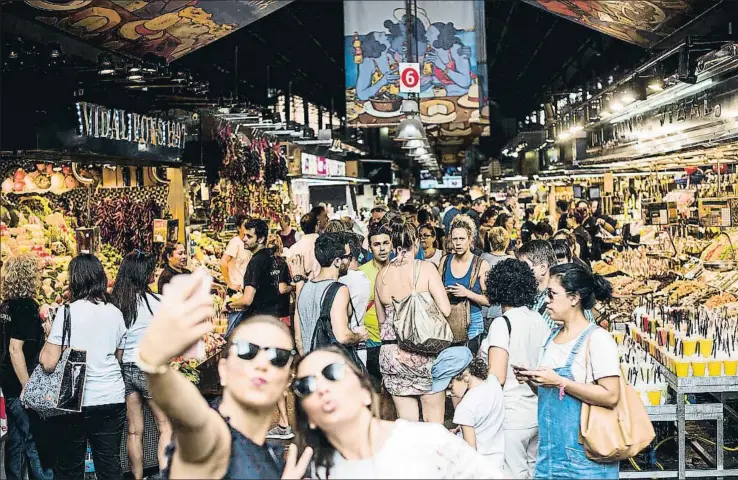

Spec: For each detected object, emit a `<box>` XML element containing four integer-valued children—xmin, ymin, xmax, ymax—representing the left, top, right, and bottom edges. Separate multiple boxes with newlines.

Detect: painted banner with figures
<box><xmin>343</xmin><ymin>0</ymin><xmax>489</xmax><ymax>142</ymax></box>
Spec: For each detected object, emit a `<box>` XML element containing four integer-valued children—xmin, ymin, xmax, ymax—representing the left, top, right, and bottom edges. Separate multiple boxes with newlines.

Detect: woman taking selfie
<box><xmin>138</xmin><ymin>270</ymin><xmax>312</xmax><ymax>479</ymax></box>
<box><xmin>111</xmin><ymin>251</ymin><xmax>171</xmax><ymax>479</ymax></box>
<box><xmin>517</xmin><ymin>263</ymin><xmax>619</xmax><ymax>479</ymax></box>
<box><xmin>294</xmin><ymin>347</ymin><xmax>502</xmax><ymax>479</ymax></box>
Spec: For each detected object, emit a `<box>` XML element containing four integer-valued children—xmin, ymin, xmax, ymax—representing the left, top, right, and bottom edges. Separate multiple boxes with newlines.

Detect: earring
<box><xmin>309</xmin><ymin>423</ymin><xmax>316</xmax><ymax>430</ymax></box>
<box><xmin>364</xmin><ymin>398</ymin><xmax>371</xmax><ymax>407</ymax></box>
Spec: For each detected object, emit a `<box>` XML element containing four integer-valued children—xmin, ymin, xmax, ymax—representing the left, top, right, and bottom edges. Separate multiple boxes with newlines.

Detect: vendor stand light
<box><xmin>98</xmin><ymin>53</ymin><xmax>115</xmax><ymax>75</ymax></box>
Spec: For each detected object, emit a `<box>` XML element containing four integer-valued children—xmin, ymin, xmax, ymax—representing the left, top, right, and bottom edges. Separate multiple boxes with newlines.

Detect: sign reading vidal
<box><xmin>344</xmin><ymin>0</ymin><xmax>489</xmax><ymax>132</ymax></box>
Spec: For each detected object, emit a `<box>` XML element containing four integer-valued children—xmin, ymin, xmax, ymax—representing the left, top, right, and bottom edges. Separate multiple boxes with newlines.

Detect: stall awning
<box><xmin>291</xmin><ymin>176</ymin><xmax>369</xmax><ymax>186</ymax></box>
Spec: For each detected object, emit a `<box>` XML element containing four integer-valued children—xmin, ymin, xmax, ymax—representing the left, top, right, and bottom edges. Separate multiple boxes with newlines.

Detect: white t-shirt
<box><xmin>479</xmin><ymin>306</ymin><xmax>550</xmax><ymax>429</ymax></box>
<box><xmin>537</xmin><ymin>327</ymin><xmax>620</xmax><ymax>384</ymax></box>
<box><xmin>453</xmin><ymin>379</ymin><xmax>505</xmax><ymax>468</ymax></box>
<box><xmin>121</xmin><ymin>293</ymin><xmax>161</xmax><ymax>363</ymax></box>
<box><xmin>426</xmin><ymin>249</ymin><xmax>443</xmax><ymax>267</ymax></box>
<box><xmin>339</xmin><ymin>269</ymin><xmax>371</xmax><ymax>330</ymax></box>
<box><xmin>224</xmin><ymin>236</ymin><xmax>252</xmax><ymax>288</ymax></box>
<box><xmin>49</xmin><ymin>300</ymin><xmax>127</xmax><ymax>407</ymax></box>
<box><xmin>312</xmin><ymin>419</ymin><xmax>503</xmax><ymax>479</ymax></box>
<box><xmin>285</xmin><ymin>233</ymin><xmax>320</xmax><ymax>279</ymax></box>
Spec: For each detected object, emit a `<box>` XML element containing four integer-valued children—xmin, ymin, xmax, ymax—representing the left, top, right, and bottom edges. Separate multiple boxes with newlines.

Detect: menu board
<box><xmin>642</xmin><ymin>202</ymin><xmax>678</xmax><ymax>226</ymax></box>
<box><xmin>698</xmin><ymin>198</ymin><xmax>738</xmax><ymax>227</ymax></box>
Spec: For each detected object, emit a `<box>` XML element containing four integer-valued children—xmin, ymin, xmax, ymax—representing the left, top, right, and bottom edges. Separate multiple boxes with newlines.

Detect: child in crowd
<box><xmin>449</xmin><ymin>357</ymin><xmax>506</xmax><ymax>471</ymax></box>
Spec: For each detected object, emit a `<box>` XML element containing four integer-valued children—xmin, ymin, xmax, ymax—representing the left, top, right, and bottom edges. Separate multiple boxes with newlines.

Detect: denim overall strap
<box><xmin>563</xmin><ymin>324</ymin><xmax>597</xmax><ymax>369</ymax></box>
<box><xmin>542</xmin><ymin>326</ymin><xmax>562</xmax><ymax>351</ymax></box>
<box><xmin>534</xmin><ymin>325</ymin><xmax>618</xmax><ymax>479</ymax></box>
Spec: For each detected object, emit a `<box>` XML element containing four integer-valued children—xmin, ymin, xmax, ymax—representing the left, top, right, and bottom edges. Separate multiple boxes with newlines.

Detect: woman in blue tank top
<box><xmin>137</xmin><ymin>271</ymin><xmax>313</xmax><ymax>479</ymax></box>
<box><xmin>440</xmin><ymin>215</ymin><xmax>491</xmax><ymax>356</ymax></box>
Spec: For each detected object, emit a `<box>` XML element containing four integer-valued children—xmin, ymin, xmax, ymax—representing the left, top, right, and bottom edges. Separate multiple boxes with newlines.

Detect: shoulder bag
<box><xmin>311</xmin><ymin>283</ymin><xmax>366</xmax><ymax>373</ymax></box>
<box><xmin>24</xmin><ymin>305</ymin><xmax>87</xmax><ymax>419</ymax></box>
<box><xmin>579</xmin><ymin>335</ymin><xmax>655</xmax><ymax>462</ymax></box>
<box><xmin>392</xmin><ymin>260</ymin><xmax>453</xmax><ymax>355</ymax></box>
<box><xmin>442</xmin><ymin>255</ymin><xmax>484</xmax><ymax>342</ymax></box>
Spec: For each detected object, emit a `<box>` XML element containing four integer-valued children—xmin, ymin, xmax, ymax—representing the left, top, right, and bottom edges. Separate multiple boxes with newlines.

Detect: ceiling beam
<box><xmin>489</xmin><ymin>0</ymin><xmax>519</xmax><ymax>70</ymax></box>
<box><xmin>516</xmin><ymin>19</ymin><xmax>559</xmax><ymax>81</ymax></box>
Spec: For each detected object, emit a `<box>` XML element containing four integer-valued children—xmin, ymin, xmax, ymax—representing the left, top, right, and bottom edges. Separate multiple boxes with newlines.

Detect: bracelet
<box><xmin>558</xmin><ymin>381</ymin><xmax>566</xmax><ymax>401</ymax></box>
<box><xmin>292</xmin><ymin>275</ymin><xmax>307</xmax><ymax>284</ymax></box>
<box><xmin>135</xmin><ymin>350</ymin><xmax>169</xmax><ymax>375</ymax></box>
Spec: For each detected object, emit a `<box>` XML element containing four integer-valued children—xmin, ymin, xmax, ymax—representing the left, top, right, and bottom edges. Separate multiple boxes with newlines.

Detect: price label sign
<box><xmin>399</xmin><ymin>63</ymin><xmax>420</xmax><ymax>93</ymax></box>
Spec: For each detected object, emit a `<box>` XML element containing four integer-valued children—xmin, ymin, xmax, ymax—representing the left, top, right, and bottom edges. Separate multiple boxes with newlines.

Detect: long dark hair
<box><xmin>549</xmin><ymin>263</ymin><xmax>612</xmax><ymax>311</ymax></box>
<box><xmin>68</xmin><ymin>254</ymin><xmax>110</xmax><ymax>304</ymax></box>
<box><xmin>294</xmin><ymin>347</ymin><xmax>379</xmax><ymax>478</ymax></box>
<box><xmin>112</xmin><ymin>251</ymin><xmax>159</xmax><ymax>328</ymax></box>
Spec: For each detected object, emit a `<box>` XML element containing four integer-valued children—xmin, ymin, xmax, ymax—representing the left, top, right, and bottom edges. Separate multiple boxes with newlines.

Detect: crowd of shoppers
<box><xmin>0</xmin><ymin>194</ymin><xmax>622</xmax><ymax>479</ymax></box>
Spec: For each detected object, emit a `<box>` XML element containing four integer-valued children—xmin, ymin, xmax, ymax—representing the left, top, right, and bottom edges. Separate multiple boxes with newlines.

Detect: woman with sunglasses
<box><xmin>517</xmin><ymin>264</ymin><xmax>619</xmax><ymax>479</ymax></box>
<box><xmin>137</xmin><ymin>270</ymin><xmax>312</xmax><ymax>479</ymax></box>
<box><xmin>294</xmin><ymin>347</ymin><xmax>503</xmax><ymax>479</ymax></box>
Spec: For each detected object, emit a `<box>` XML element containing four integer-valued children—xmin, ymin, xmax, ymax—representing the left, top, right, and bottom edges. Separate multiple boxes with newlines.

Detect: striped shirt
<box><xmin>532</xmin><ymin>290</ymin><xmax>596</xmax><ymax>330</ymax></box>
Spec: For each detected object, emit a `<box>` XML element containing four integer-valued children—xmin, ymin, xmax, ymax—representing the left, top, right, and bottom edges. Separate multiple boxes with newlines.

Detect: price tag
<box><xmin>659</xmin><ymin>210</ymin><xmax>668</xmax><ymax>225</ymax></box>
<box><xmin>721</xmin><ymin>207</ymin><xmax>731</xmax><ymax>226</ymax></box>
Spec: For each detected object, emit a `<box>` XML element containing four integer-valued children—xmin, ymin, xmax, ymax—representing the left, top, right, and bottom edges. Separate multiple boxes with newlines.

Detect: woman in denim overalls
<box><xmin>518</xmin><ymin>264</ymin><xmax>620</xmax><ymax>479</ymax></box>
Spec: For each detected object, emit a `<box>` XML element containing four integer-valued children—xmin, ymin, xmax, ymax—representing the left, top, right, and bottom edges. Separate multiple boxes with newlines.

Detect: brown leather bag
<box><xmin>579</xmin><ymin>336</ymin><xmax>655</xmax><ymax>462</ymax></box>
<box><xmin>442</xmin><ymin>255</ymin><xmax>483</xmax><ymax>342</ymax></box>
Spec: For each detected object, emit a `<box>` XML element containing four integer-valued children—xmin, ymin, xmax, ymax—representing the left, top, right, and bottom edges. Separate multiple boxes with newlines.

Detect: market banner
<box><xmin>523</xmin><ymin>0</ymin><xmax>695</xmax><ymax>47</ymax></box>
<box><xmin>343</xmin><ymin>0</ymin><xmax>489</xmax><ymax>142</ymax></box>
<box><xmin>11</xmin><ymin>0</ymin><xmax>294</xmax><ymax>62</ymax></box>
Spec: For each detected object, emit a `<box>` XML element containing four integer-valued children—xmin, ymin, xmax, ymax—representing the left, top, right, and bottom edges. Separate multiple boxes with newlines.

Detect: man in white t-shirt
<box><xmin>220</xmin><ymin>214</ymin><xmax>252</xmax><ymax>294</ymax></box>
<box><xmin>480</xmin><ymin>258</ymin><xmax>551</xmax><ymax>479</ymax></box>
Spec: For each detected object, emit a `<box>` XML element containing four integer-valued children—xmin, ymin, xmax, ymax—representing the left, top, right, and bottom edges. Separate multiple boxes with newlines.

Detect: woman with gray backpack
<box><xmin>375</xmin><ymin>216</ymin><xmax>471</xmax><ymax>424</ymax></box>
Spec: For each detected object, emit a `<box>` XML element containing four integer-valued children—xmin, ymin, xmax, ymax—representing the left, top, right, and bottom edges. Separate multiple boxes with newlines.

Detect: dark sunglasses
<box><xmin>231</xmin><ymin>340</ymin><xmax>296</xmax><ymax>368</ymax></box>
<box><xmin>292</xmin><ymin>362</ymin><xmax>345</xmax><ymax>398</ymax></box>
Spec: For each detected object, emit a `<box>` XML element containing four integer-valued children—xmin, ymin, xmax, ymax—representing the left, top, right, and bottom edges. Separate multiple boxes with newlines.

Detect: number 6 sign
<box><xmin>399</xmin><ymin>63</ymin><xmax>420</xmax><ymax>93</ymax></box>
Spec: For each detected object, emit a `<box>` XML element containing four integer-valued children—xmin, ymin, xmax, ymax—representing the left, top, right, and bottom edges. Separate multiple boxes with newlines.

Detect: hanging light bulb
<box><xmin>98</xmin><ymin>53</ymin><xmax>115</xmax><ymax>75</ymax></box>
<box><xmin>402</xmin><ymin>138</ymin><xmax>429</xmax><ymax>149</ymax></box>
<box><xmin>408</xmin><ymin>146</ymin><xmax>429</xmax><ymax>157</ymax></box>
<box><xmin>394</xmin><ymin>117</ymin><xmax>426</xmax><ymax>142</ymax></box>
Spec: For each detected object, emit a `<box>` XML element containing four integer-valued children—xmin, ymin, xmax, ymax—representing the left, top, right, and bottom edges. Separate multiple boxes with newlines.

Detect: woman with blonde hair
<box><xmin>294</xmin><ymin>347</ymin><xmax>502</xmax><ymax>479</ymax></box>
<box><xmin>440</xmin><ymin>215</ymin><xmax>490</xmax><ymax>355</ymax></box>
<box><xmin>1</xmin><ymin>253</ymin><xmax>53</xmax><ymax>479</ymax></box>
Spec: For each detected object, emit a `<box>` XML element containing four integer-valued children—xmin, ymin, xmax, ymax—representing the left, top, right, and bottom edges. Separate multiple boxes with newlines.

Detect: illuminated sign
<box><xmin>301</xmin><ymin>153</ymin><xmax>346</xmax><ymax>177</ymax></box>
<box><xmin>76</xmin><ymin>102</ymin><xmax>186</xmax><ymax>149</ymax></box>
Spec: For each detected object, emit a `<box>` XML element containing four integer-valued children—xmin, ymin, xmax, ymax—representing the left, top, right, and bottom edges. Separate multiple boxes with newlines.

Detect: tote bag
<box><xmin>24</xmin><ymin>305</ymin><xmax>87</xmax><ymax>419</ymax></box>
<box><xmin>392</xmin><ymin>260</ymin><xmax>453</xmax><ymax>355</ymax></box>
<box><xmin>441</xmin><ymin>255</ymin><xmax>483</xmax><ymax>342</ymax></box>
<box><xmin>579</xmin><ymin>336</ymin><xmax>655</xmax><ymax>462</ymax></box>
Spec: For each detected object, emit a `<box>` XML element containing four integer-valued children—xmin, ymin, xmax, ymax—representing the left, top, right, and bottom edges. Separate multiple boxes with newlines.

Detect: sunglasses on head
<box><xmin>292</xmin><ymin>362</ymin><xmax>345</xmax><ymax>398</ymax></box>
<box><xmin>231</xmin><ymin>340</ymin><xmax>296</xmax><ymax>368</ymax></box>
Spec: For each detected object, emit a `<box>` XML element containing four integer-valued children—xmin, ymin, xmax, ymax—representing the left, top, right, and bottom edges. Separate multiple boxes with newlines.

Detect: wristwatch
<box><xmin>135</xmin><ymin>350</ymin><xmax>169</xmax><ymax>375</ymax></box>
<box><xmin>292</xmin><ymin>275</ymin><xmax>307</xmax><ymax>284</ymax></box>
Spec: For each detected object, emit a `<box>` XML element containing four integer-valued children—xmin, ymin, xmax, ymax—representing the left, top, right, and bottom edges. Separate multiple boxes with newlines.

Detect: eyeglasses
<box><xmin>292</xmin><ymin>362</ymin><xmax>345</xmax><ymax>398</ymax></box>
<box><xmin>546</xmin><ymin>288</ymin><xmax>566</xmax><ymax>300</ymax></box>
<box><xmin>231</xmin><ymin>340</ymin><xmax>296</xmax><ymax>368</ymax></box>
<box><xmin>419</xmin><ymin>233</ymin><xmax>435</xmax><ymax>239</ymax></box>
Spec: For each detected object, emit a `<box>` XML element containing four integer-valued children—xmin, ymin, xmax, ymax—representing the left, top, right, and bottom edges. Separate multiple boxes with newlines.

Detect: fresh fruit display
<box><xmin>1</xmin><ymin>164</ymin><xmax>81</xmax><ymax>194</ymax></box>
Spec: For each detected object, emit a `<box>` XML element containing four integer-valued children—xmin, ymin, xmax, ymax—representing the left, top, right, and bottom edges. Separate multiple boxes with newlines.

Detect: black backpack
<box><xmin>311</xmin><ymin>283</ymin><xmax>366</xmax><ymax>373</ymax></box>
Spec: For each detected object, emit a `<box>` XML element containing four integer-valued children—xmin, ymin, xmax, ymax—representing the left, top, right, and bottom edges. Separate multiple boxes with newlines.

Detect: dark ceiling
<box><xmin>3</xmin><ymin>0</ymin><xmax>737</xmax><ymax>153</ymax></box>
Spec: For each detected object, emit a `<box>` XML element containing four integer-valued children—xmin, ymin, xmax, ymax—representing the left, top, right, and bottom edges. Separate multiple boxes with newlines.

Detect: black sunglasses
<box><xmin>231</xmin><ymin>340</ymin><xmax>296</xmax><ymax>368</ymax></box>
<box><xmin>292</xmin><ymin>362</ymin><xmax>345</xmax><ymax>398</ymax></box>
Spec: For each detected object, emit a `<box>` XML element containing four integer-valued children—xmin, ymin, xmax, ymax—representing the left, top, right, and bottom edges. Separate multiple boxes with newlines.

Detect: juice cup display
<box><xmin>612</xmin><ymin>331</ymin><xmax>624</xmax><ymax>345</ymax></box>
<box><xmin>648</xmin><ymin>340</ymin><xmax>657</xmax><ymax>358</ymax></box>
<box><xmin>647</xmin><ymin>389</ymin><xmax>662</xmax><ymax>406</ymax></box>
<box><xmin>698</xmin><ymin>338</ymin><xmax>714</xmax><ymax>359</ymax></box>
<box><xmin>683</xmin><ymin>338</ymin><xmax>697</xmax><ymax>357</ymax></box>
<box><xmin>692</xmin><ymin>359</ymin><xmax>707</xmax><ymax>377</ymax></box>
<box><xmin>657</xmin><ymin>328</ymin><xmax>668</xmax><ymax>347</ymax></box>
<box><xmin>708</xmin><ymin>359</ymin><xmax>723</xmax><ymax>376</ymax></box>
<box><xmin>668</xmin><ymin>329</ymin><xmax>676</xmax><ymax>348</ymax></box>
<box><xmin>725</xmin><ymin>360</ymin><xmax>738</xmax><ymax>376</ymax></box>
<box><xmin>674</xmin><ymin>359</ymin><xmax>690</xmax><ymax>377</ymax></box>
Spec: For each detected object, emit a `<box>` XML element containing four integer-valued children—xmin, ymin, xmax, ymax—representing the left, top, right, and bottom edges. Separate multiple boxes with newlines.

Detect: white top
<box><xmin>224</xmin><ymin>236</ymin><xmax>252</xmax><ymax>287</ymax></box>
<box><xmin>537</xmin><ymin>327</ymin><xmax>620</xmax><ymax>384</ymax></box>
<box><xmin>453</xmin><ymin>379</ymin><xmax>505</xmax><ymax>466</ymax></box>
<box><xmin>339</xmin><ymin>269</ymin><xmax>371</xmax><ymax>330</ymax></box>
<box><xmin>312</xmin><ymin>419</ymin><xmax>503</xmax><ymax>479</ymax></box>
<box><xmin>285</xmin><ymin>233</ymin><xmax>320</xmax><ymax>279</ymax></box>
<box><xmin>426</xmin><ymin>249</ymin><xmax>443</xmax><ymax>267</ymax></box>
<box><xmin>49</xmin><ymin>300</ymin><xmax>126</xmax><ymax>407</ymax></box>
<box><xmin>121</xmin><ymin>293</ymin><xmax>161</xmax><ymax>363</ymax></box>
<box><xmin>479</xmin><ymin>306</ymin><xmax>550</xmax><ymax>429</ymax></box>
